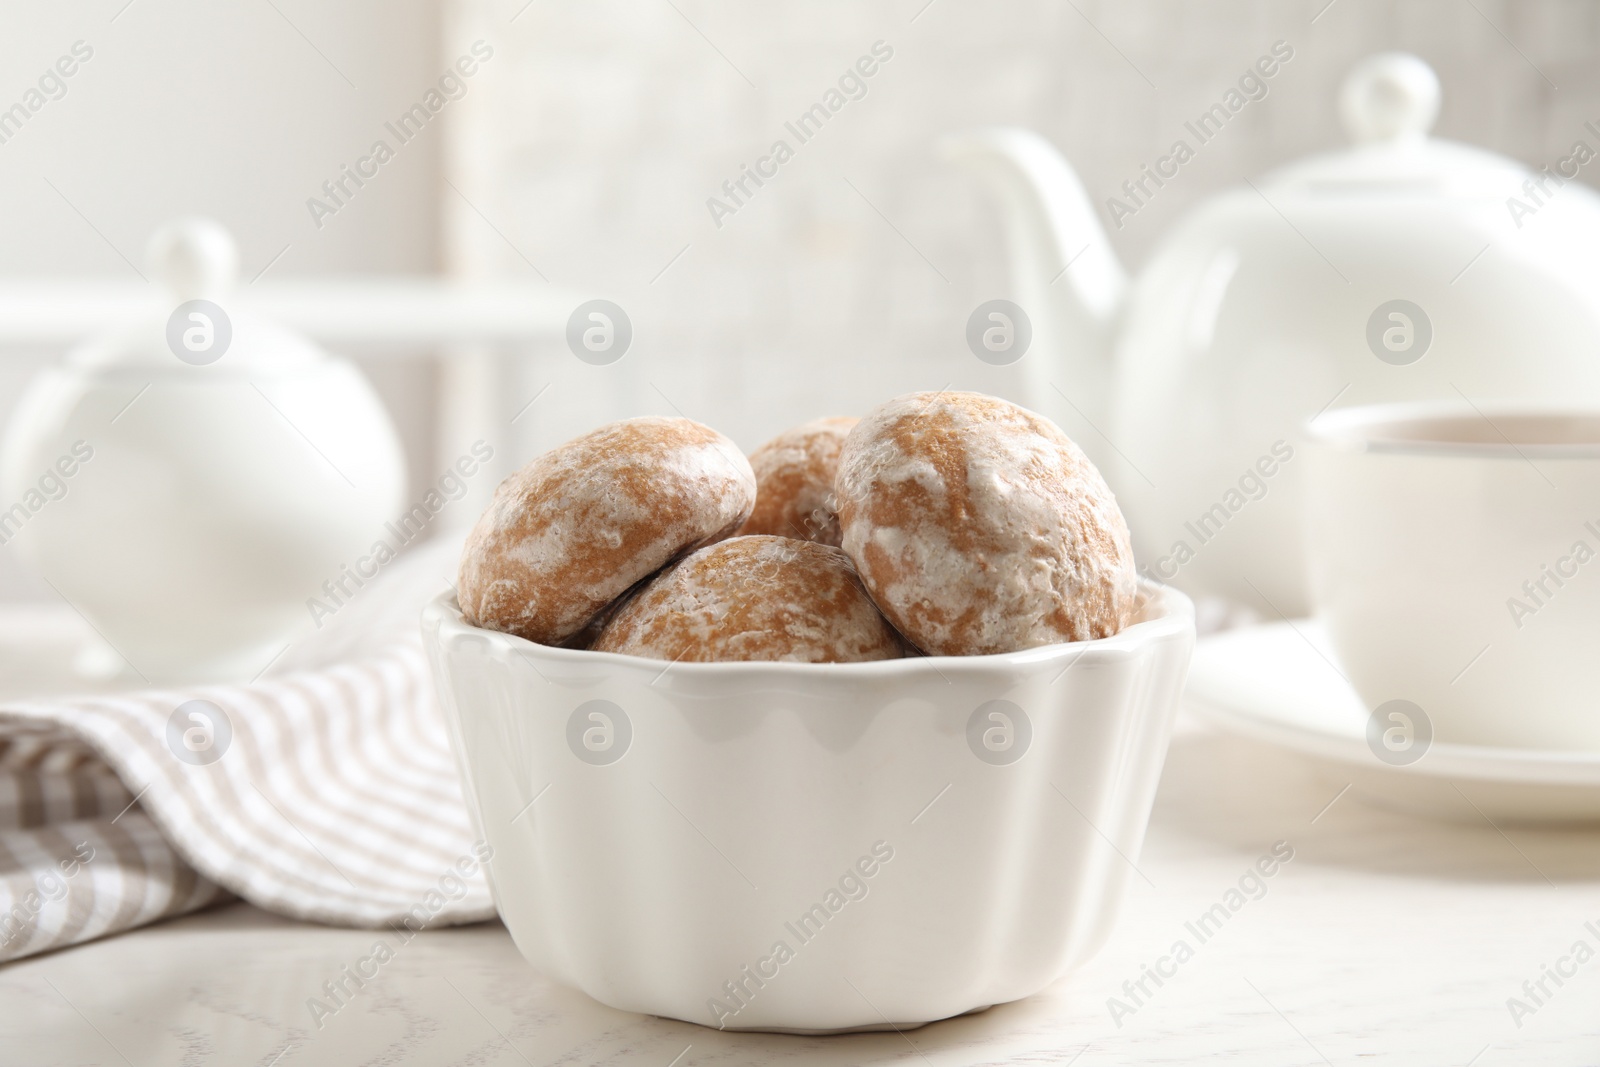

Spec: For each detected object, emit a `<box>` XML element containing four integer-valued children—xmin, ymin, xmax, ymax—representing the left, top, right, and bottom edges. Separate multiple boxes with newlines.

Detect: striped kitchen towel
<box><xmin>0</xmin><ymin>537</ymin><xmax>494</xmax><ymax>963</ymax></box>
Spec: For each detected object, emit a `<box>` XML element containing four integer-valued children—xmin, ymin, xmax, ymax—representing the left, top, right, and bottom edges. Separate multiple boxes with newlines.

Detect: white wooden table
<box><xmin>4</xmin><ymin>713</ymin><xmax>1595</xmax><ymax>1065</ymax></box>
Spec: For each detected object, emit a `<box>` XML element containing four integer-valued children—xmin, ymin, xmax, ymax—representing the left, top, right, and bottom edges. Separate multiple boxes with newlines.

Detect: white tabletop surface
<box><xmin>4</xmin><ymin>715</ymin><xmax>1597</xmax><ymax>1066</ymax></box>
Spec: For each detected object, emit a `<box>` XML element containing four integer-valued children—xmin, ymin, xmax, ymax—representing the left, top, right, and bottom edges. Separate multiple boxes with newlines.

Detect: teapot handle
<box><xmin>1339</xmin><ymin>53</ymin><xmax>1440</xmax><ymax>144</ymax></box>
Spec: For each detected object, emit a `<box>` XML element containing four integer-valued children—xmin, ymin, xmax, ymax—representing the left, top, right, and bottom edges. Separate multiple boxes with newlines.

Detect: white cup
<box><xmin>1306</xmin><ymin>402</ymin><xmax>1600</xmax><ymax>751</ymax></box>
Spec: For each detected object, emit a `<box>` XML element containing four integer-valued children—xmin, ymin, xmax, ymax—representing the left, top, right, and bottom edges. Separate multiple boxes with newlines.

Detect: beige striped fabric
<box><xmin>0</xmin><ymin>539</ymin><xmax>494</xmax><ymax>963</ymax></box>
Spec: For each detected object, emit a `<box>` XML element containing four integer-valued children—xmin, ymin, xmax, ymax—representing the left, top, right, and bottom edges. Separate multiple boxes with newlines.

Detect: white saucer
<box><xmin>1186</xmin><ymin>620</ymin><xmax>1600</xmax><ymax>823</ymax></box>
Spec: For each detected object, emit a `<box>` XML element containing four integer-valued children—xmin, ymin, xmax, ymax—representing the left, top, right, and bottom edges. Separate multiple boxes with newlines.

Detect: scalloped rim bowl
<box><xmin>421</xmin><ymin>581</ymin><xmax>1194</xmax><ymax>1033</ymax></box>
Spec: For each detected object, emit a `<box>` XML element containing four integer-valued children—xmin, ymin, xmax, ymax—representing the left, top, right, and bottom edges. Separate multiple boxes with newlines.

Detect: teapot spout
<box><xmin>943</xmin><ymin>128</ymin><xmax>1127</xmax><ymax>415</ymax></box>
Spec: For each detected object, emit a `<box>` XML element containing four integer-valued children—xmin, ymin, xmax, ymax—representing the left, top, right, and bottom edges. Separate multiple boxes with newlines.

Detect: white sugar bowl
<box><xmin>0</xmin><ymin>218</ymin><xmax>406</xmax><ymax>682</ymax></box>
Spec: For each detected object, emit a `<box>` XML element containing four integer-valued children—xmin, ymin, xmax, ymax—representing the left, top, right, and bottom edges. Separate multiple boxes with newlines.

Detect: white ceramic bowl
<box><xmin>421</xmin><ymin>582</ymin><xmax>1193</xmax><ymax>1033</ymax></box>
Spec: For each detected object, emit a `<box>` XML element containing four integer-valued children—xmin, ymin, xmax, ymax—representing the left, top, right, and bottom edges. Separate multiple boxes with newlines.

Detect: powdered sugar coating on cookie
<box><xmin>737</xmin><ymin>416</ymin><xmax>858</xmax><ymax>547</ymax></box>
<box><xmin>593</xmin><ymin>535</ymin><xmax>903</xmax><ymax>663</ymax></box>
<box><xmin>835</xmin><ymin>391</ymin><xmax>1137</xmax><ymax>655</ymax></box>
<box><xmin>458</xmin><ymin>417</ymin><xmax>755</xmax><ymax>644</ymax></box>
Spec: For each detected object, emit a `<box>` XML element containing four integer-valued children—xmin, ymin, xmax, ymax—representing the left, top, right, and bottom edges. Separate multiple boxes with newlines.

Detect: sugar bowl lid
<box><xmin>67</xmin><ymin>217</ymin><xmax>325</xmax><ymax>372</ymax></box>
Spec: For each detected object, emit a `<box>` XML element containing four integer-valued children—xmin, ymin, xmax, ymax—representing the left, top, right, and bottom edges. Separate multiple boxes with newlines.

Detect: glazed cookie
<box><xmin>835</xmin><ymin>391</ymin><xmax>1137</xmax><ymax>655</ymax></box>
<box><xmin>458</xmin><ymin>417</ymin><xmax>755</xmax><ymax>645</ymax></box>
<box><xmin>737</xmin><ymin>416</ymin><xmax>858</xmax><ymax>546</ymax></box>
<box><xmin>593</xmin><ymin>535</ymin><xmax>903</xmax><ymax>663</ymax></box>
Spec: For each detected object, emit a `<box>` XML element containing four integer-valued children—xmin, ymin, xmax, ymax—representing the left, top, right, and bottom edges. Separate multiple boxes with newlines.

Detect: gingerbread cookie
<box><xmin>593</xmin><ymin>535</ymin><xmax>903</xmax><ymax>663</ymax></box>
<box><xmin>737</xmin><ymin>416</ymin><xmax>858</xmax><ymax>547</ymax></box>
<box><xmin>458</xmin><ymin>417</ymin><xmax>755</xmax><ymax>644</ymax></box>
<box><xmin>834</xmin><ymin>391</ymin><xmax>1137</xmax><ymax>655</ymax></box>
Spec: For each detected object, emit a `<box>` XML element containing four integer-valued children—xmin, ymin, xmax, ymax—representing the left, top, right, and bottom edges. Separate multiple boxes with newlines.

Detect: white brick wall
<box><xmin>457</xmin><ymin>0</ymin><xmax>1593</xmax><ymax>457</ymax></box>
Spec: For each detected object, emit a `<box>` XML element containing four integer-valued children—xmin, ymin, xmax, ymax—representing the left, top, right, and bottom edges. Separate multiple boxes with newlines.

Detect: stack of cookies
<box><xmin>457</xmin><ymin>391</ymin><xmax>1138</xmax><ymax>662</ymax></box>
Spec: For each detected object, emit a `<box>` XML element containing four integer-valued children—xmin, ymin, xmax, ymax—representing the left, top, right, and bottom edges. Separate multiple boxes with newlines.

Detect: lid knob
<box><xmin>146</xmin><ymin>217</ymin><xmax>239</xmax><ymax>302</ymax></box>
<box><xmin>1338</xmin><ymin>53</ymin><xmax>1440</xmax><ymax>144</ymax></box>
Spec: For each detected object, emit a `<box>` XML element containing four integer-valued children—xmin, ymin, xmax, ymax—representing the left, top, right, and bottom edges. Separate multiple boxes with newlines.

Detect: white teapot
<box><xmin>1</xmin><ymin>219</ymin><xmax>406</xmax><ymax>681</ymax></box>
<box><xmin>949</xmin><ymin>53</ymin><xmax>1600</xmax><ymax>616</ymax></box>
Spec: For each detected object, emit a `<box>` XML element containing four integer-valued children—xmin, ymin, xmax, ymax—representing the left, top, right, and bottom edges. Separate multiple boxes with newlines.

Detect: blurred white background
<box><xmin>2</xmin><ymin>0</ymin><xmax>1595</xmax><ymax>601</ymax></box>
